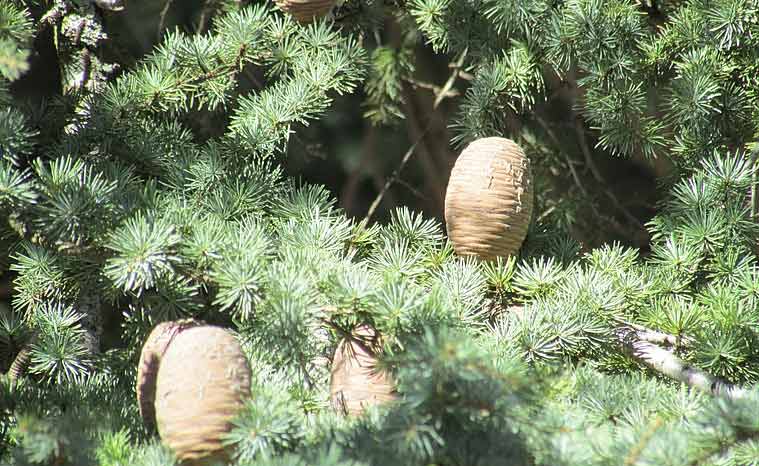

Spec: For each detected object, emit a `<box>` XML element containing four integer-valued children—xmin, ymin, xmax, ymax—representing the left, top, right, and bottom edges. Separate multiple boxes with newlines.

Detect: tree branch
<box><xmin>616</xmin><ymin>327</ymin><xmax>747</xmax><ymax>401</ymax></box>
<box><xmin>534</xmin><ymin>115</ymin><xmax>589</xmax><ymax>198</ymax></box>
<box><xmin>433</xmin><ymin>47</ymin><xmax>467</xmax><ymax>110</ymax></box>
<box><xmin>364</xmin><ymin>131</ymin><xmax>427</xmax><ymax>223</ymax></box>
<box><xmin>574</xmin><ymin>117</ymin><xmax>644</xmax><ymax>229</ymax></box>
<box><xmin>364</xmin><ymin>48</ymin><xmax>467</xmax><ymax>223</ymax></box>
<box><xmin>157</xmin><ymin>0</ymin><xmax>175</xmax><ymax>41</ymax></box>
<box><xmin>611</xmin><ymin>317</ymin><xmax>693</xmax><ymax>347</ymax></box>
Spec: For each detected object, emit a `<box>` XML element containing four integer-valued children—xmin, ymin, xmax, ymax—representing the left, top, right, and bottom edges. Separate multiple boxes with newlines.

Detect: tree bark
<box><xmin>616</xmin><ymin>327</ymin><xmax>747</xmax><ymax>401</ymax></box>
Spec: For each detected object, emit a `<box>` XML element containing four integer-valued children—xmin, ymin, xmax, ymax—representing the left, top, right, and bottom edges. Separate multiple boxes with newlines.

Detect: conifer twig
<box><xmin>616</xmin><ymin>327</ymin><xmax>747</xmax><ymax>400</ymax></box>
<box><xmin>396</xmin><ymin>178</ymin><xmax>429</xmax><ymax>201</ymax></box>
<box><xmin>634</xmin><ymin>329</ymin><xmax>680</xmax><ymax>346</ymax></box>
<box><xmin>533</xmin><ymin>115</ymin><xmax>588</xmax><ymax>198</ymax></box>
<box><xmin>406</xmin><ymin>78</ymin><xmax>460</xmax><ymax>99</ymax></box>
<box><xmin>364</xmin><ymin>49</ymin><xmax>467</xmax><ymax>223</ymax></box>
<box><xmin>623</xmin><ymin>416</ymin><xmax>664</xmax><ymax>466</ymax></box>
<box><xmin>564</xmin><ymin>70</ymin><xmax>643</xmax><ymax>229</ymax></box>
<box><xmin>37</xmin><ymin>1</ymin><xmax>68</xmax><ymax>33</ymax></box>
<box><xmin>433</xmin><ymin>47</ymin><xmax>467</xmax><ymax>110</ymax></box>
<box><xmin>400</xmin><ymin>85</ymin><xmax>446</xmax><ymax>210</ymax></box>
<box><xmin>573</xmin><ymin>117</ymin><xmax>644</xmax><ymax>229</ymax></box>
<box><xmin>364</xmin><ymin>127</ymin><xmax>428</xmax><ymax>223</ymax></box>
<box><xmin>298</xmin><ymin>357</ymin><xmax>315</xmax><ymax>390</ymax></box>
<box><xmin>157</xmin><ymin>0</ymin><xmax>175</xmax><ymax>41</ymax></box>
<box><xmin>197</xmin><ymin>0</ymin><xmax>218</xmax><ymax>33</ymax></box>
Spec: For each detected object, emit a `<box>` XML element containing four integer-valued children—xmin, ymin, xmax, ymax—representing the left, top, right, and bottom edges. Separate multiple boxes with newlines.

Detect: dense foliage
<box><xmin>2</xmin><ymin>0</ymin><xmax>759</xmax><ymax>465</ymax></box>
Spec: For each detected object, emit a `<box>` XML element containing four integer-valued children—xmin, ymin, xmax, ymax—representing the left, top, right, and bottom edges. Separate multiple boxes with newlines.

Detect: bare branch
<box><xmin>611</xmin><ymin>317</ymin><xmax>693</xmax><ymax>347</ymax></box>
<box><xmin>434</xmin><ymin>47</ymin><xmax>467</xmax><ymax>110</ymax></box>
<box><xmin>534</xmin><ymin>115</ymin><xmax>589</xmax><ymax>198</ymax></box>
<box><xmin>616</xmin><ymin>327</ymin><xmax>748</xmax><ymax>401</ymax></box>
<box><xmin>635</xmin><ymin>329</ymin><xmax>680</xmax><ymax>346</ymax></box>
<box><xmin>157</xmin><ymin>0</ymin><xmax>175</xmax><ymax>41</ymax></box>
<box><xmin>364</xmin><ymin>132</ymin><xmax>427</xmax><ymax>223</ymax></box>
<box><xmin>364</xmin><ymin>48</ymin><xmax>468</xmax><ymax>223</ymax></box>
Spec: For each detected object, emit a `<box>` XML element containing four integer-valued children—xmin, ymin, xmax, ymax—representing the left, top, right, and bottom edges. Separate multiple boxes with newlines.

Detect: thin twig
<box><xmin>157</xmin><ymin>0</ymin><xmax>175</xmax><ymax>41</ymax></box>
<box><xmin>37</xmin><ymin>1</ymin><xmax>68</xmax><ymax>33</ymax></box>
<box><xmin>400</xmin><ymin>85</ymin><xmax>446</xmax><ymax>211</ymax></box>
<box><xmin>364</xmin><ymin>133</ymin><xmax>428</xmax><ymax>222</ymax></box>
<box><xmin>534</xmin><ymin>115</ymin><xmax>589</xmax><ymax>197</ymax></box>
<box><xmin>574</xmin><ymin>117</ymin><xmax>604</xmax><ymax>182</ymax></box>
<box><xmin>434</xmin><ymin>47</ymin><xmax>467</xmax><ymax>110</ymax></box>
<box><xmin>536</xmin><ymin>205</ymin><xmax>557</xmax><ymax>223</ymax></box>
<box><xmin>564</xmin><ymin>68</ymin><xmax>645</xmax><ymax>230</ymax></box>
<box><xmin>616</xmin><ymin>327</ymin><xmax>747</xmax><ymax>400</ymax></box>
<box><xmin>623</xmin><ymin>416</ymin><xmax>665</xmax><ymax>466</ymax></box>
<box><xmin>298</xmin><ymin>357</ymin><xmax>315</xmax><ymax>390</ymax></box>
<box><xmin>396</xmin><ymin>178</ymin><xmax>430</xmax><ymax>201</ymax></box>
<box><xmin>524</xmin><ymin>123</ymin><xmax>634</xmax><ymax>240</ymax></box>
<box><xmin>457</xmin><ymin>70</ymin><xmax>474</xmax><ymax>81</ymax></box>
<box><xmin>197</xmin><ymin>0</ymin><xmax>217</xmax><ymax>34</ymax></box>
<box><xmin>406</xmin><ymin>78</ymin><xmax>460</xmax><ymax>100</ymax></box>
<box><xmin>525</xmin><ymin>119</ymin><xmax>628</xmax><ymax>238</ymax></box>
<box><xmin>635</xmin><ymin>329</ymin><xmax>680</xmax><ymax>346</ymax></box>
<box><xmin>364</xmin><ymin>48</ymin><xmax>468</xmax><ymax>223</ymax></box>
<box><xmin>574</xmin><ymin>117</ymin><xmax>644</xmax><ymax>229</ymax></box>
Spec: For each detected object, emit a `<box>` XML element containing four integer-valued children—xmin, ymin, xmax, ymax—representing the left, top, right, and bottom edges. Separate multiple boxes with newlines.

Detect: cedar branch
<box><xmin>616</xmin><ymin>327</ymin><xmax>747</xmax><ymax>401</ymax></box>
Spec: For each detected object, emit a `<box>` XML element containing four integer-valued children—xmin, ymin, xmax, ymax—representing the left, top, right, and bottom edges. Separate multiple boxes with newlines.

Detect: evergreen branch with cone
<box><xmin>2</xmin><ymin>1</ymin><xmax>759</xmax><ymax>466</ymax></box>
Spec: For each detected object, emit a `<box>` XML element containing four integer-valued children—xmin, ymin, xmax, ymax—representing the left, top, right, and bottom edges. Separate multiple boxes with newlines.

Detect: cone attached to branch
<box><xmin>154</xmin><ymin>325</ymin><xmax>251</xmax><ymax>465</ymax></box>
<box><xmin>274</xmin><ymin>0</ymin><xmax>335</xmax><ymax>23</ymax></box>
<box><xmin>330</xmin><ymin>325</ymin><xmax>396</xmax><ymax>416</ymax></box>
<box><xmin>136</xmin><ymin>319</ymin><xmax>203</xmax><ymax>430</ymax></box>
<box><xmin>444</xmin><ymin>137</ymin><xmax>534</xmax><ymax>261</ymax></box>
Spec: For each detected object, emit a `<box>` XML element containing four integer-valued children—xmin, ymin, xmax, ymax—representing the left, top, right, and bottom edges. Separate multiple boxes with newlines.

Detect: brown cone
<box><xmin>8</xmin><ymin>344</ymin><xmax>33</xmax><ymax>382</ymax></box>
<box><xmin>274</xmin><ymin>0</ymin><xmax>335</xmax><ymax>23</ymax></box>
<box><xmin>136</xmin><ymin>319</ymin><xmax>203</xmax><ymax>430</ymax></box>
<box><xmin>154</xmin><ymin>326</ymin><xmax>251</xmax><ymax>464</ymax></box>
<box><xmin>444</xmin><ymin>137</ymin><xmax>534</xmax><ymax>261</ymax></box>
<box><xmin>329</xmin><ymin>325</ymin><xmax>396</xmax><ymax>416</ymax></box>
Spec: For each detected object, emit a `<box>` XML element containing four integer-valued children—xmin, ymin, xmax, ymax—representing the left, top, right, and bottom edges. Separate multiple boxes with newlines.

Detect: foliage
<box><xmin>1</xmin><ymin>0</ymin><xmax>759</xmax><ymax>465</ymax></box>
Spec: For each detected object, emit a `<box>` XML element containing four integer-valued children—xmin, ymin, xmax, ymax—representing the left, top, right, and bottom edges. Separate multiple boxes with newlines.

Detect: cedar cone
<box><xmin>330</xmin><ymin>325</ymin><xmax>396</xmax><ymax>416</ymax></box>
<box><xmin>444</xmin><ymin>137</ymin><xmax>534</xmax><ymax>261</ymax></box>
<box><xmin>8</xmin><ymin>344</ymin><xmax>32</xmax><ymax>382</ymax></box>
<box><xmin>154</xmin><ymin>326</ymin><xmax>251</xmax><ymax>465</ymax></box>
<box><xmin>274</xmin><ymin>0</ymin><xmax>335</xmax><ymax>24</ymax></box>
<box><xmin>136</xmin><ymin>319</ymin><xmax>203</xmax><ymax>430</ymax></box>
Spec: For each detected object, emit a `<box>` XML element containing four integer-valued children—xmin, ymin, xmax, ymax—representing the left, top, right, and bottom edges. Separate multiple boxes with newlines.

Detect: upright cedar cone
<box><xmin>154</xmin><ymin>326</ymin><xmax>251</xmax><ymax>465</ymax></box>
<box><xmin>330</xmin><ymin>325</ymin><xmax>396</xmax><ymax>415</ymax></box>
<box><xmin>7</xmin><ymin>344</ymin><xmax>32</xmax><ymax>382</ymax></box>
<box><xmin>274</xmin><ymin>0</ymin><xmax>335</xmax><ymax>23</ymax></box>
<box><xmin>136</xmin><ymin>319</ymin><xmax>203</xmax><ymax>430</ymax></box>
<box><xmin>444</xmin><ymin>137</ymin><xmax>534</xmax><ymax>261</ymax></box>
